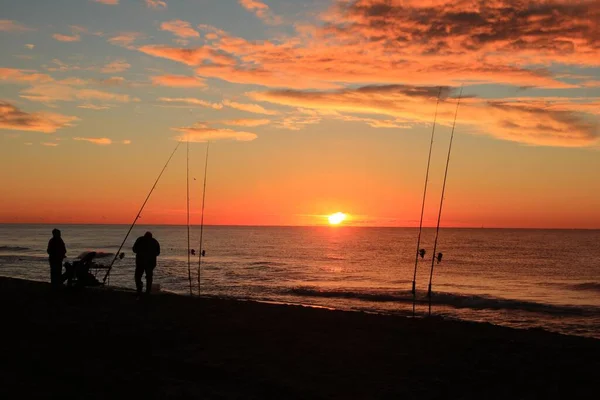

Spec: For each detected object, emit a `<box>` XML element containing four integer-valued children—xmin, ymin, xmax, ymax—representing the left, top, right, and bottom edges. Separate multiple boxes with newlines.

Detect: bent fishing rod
<box><xmin>411</xmin><ymin>87</ymin><xmax>442</xmax><ymax>317</ymax></box>
<box><xmin>197</xmin><ymin>141</ymin><xmax>210</xmax><ymax>295</ymax></box>
<box><xmin>103</xmin><ymin>141</ymin><xmax>182</xmax><ymax>285</ymax></box>
<box><xmin>427</xmin><ymin>86</ymin><xmax>463</xmax><ymax>316</ymax></box>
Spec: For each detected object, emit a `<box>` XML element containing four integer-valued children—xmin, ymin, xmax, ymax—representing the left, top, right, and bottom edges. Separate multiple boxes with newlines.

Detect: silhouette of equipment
<box><xmin>64</xmin><ymin>251</ymin><xmax>125</xmax><ymax>287</ymax></box>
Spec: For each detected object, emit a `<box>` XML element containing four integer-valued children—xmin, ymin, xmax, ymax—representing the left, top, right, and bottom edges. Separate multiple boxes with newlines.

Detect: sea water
<box><xmin>1</xmin><ymin>224</ymin><xmax>598</xmax><ymax>338</ymax></box>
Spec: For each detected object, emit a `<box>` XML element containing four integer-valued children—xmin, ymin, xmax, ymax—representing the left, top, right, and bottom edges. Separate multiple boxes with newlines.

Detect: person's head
<box><xmin>144</xmin><ymin>231</ymin><xmax>153</xmax><ymax>239</ymax></box>
<box><xmin>52</xmin><ymin>228</ymin><xmax>61</xmax><ymax>238</ymax></box>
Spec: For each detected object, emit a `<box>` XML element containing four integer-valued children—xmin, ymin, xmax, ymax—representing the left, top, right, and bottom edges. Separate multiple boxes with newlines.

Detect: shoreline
<box><xmin>1</xmin><ymin>277</ymin><xmax>598</xmax><ymax>399</ymax></box>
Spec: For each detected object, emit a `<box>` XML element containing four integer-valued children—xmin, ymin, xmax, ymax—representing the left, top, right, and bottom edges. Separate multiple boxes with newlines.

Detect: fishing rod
<box><xmin>186</xmin><ymin>139</ymin><xmax>193</xmax><ymax>296</ymax></box>
<box><xmin>102</xmin><ymin>141</ymin><xmax>182</xmax><ymax>285</ymax></box>
<box><xmin>197</xmin><ymin>141</ymin><xmax>210</xmax><ymax>295</ymax></box>
<box><xmin>411</xmin><ymin>87</ymin><xmax>442</xmax><ymax>317</ymax></box>
<box><xmin>427</xmin><ymin>86</ymin><xmax>463</xmax><ymax>316</ymax></box>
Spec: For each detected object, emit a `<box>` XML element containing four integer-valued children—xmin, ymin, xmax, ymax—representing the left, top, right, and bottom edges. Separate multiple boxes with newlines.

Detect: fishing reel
<box><xmin>418</xmin><ymin>249</ymin><xmax>443</xmax><ymax>263</ymax></box>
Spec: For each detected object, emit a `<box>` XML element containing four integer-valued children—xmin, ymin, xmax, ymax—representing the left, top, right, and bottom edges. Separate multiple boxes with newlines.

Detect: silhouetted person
<box><xmin>47</xmin><ymin>228</ymin><xmax>66</xmax><ymax>289</ymax></box>
<box><xmin>133</xmin><ymin>231</ymin><xmax>160</xmax><ymax>296</ymax></box>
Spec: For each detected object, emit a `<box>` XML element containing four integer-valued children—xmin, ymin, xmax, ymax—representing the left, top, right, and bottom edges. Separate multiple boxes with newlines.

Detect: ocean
<box><xmin>1</xmin><ymin>224</ymin><xmax>598</xmax><ymax>339</ymax></box>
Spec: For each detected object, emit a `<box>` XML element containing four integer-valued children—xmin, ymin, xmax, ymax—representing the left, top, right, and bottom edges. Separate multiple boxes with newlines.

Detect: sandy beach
<box><xmin>1</xmin><ymin>277</ymin><xmax>598</xmax><ymax>399</ymax></box>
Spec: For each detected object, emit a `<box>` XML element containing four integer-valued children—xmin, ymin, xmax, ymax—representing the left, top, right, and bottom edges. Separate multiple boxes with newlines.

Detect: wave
<box><xmin>286</xmin><ymin>287</ymin><xmax>600</xmax><ymax>317</ymax></box>
<box><xmin>0</xmin><ymin>246</ymin><xmax>31</xmax><ymax>252</ymax></box>
<box><xmin>247</xmin><ymin>261</ymin><xmax>287</xmax><ymax>267</ymax></box>
<box><xmin>570</xmin><ymin>282</ymin><xmax>600</xmax><ymax>292</ymax></box>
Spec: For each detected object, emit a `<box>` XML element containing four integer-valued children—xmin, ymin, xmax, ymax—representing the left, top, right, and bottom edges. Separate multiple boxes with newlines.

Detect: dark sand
<box><xmin>1</xmin><ymin>277</ymin><xmax>598</xmax><ymax>399</ymax></box>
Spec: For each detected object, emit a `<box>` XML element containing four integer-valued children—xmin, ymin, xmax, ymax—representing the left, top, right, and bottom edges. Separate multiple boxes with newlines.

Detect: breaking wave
<box><xmin>570</xmin><ymin>282</ymin><xmax>600</xmax><ymax>292</ymax></box>
<box><xmin>286</xmin><ymin>287</ymin><xmax>600</xmax><ymax>317</ymax></box>
<box><xmin>0</xmin><ymin>246</ymin><xmax>31</xmax><ymax>252</ymax></box>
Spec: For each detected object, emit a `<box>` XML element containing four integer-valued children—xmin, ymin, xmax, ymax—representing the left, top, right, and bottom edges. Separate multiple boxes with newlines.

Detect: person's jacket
<box><xmin>133</xmin><ymin>237</ymin><xmax>160</xmax><ymax>267</ymax></box>
<box><xmin>47</xmin><ymin>237</ymin><xmax>66</xmax><ymax>260</ymax></box>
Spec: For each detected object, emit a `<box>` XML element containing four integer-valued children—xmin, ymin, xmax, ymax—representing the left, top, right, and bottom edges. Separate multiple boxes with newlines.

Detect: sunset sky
<box><xmin>1</xmin><ymin>0</ymin><xmax>599</xmax><ymax>228</ymax></box>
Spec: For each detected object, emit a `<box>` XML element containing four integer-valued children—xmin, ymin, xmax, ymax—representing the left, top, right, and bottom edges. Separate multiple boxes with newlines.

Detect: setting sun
<box><xmin>328</xmin><ymin>212</ymin><xmax>347</xmax><ymax>225</ymax></box>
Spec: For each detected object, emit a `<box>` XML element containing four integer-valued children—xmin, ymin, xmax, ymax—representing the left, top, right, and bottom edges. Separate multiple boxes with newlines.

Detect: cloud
<box><xmin>73</xmin><ymin>137</ymin><xmax>112</xmax><ymax>145</ymax></box>
<box><xmin>53</xmin><ymin>33</ymin><xmax>81</xmax><ymax>42</ymax></box>
<box><xmin>160</xmin><ymin>20</ymin><xmax>199</xmax><ymax>38</ymax></box>
<box><xmin>42</xmin><ymin>142</ymin><xmax>59</xmax><ymax>147</ymax></box>
<box><xmin>195</xmin><ymin>64</ymin><xmax>341</xmax><ymax>89</ymax></box>
<box><xmin>146</xmin><ymin>0</ymin><xmax>167</xmax><ymax>9</ymax></box>
<box><xmin>151</xmin><ymin>75</ymin><xmax>205</xmax><ymax>87</ymax></box>
<box><xmin>219</xmin><ymin>118</ymin><xmax>271</xmax><ymax>127</ymax></box>
<box><xmin>100</xmin><ymin>60</ymin><xmax>131</xmax><ymax>73</ymax></box>
<box><xmin>238</xmin><ymin>0</ymin><xmax>282</xmax><ymax>25</ymax></box>
<box><xmin>21</xmin><ymin>84</ymin><xmax>139</xmax><ymax>104</ymax></box>
<box><xmin>223</xmin><ymin>100</ymin><xmax>278</xmax><ymax>115</ymax></box>
<box><xmin>158</xmin><ymin>97</ymin><xmax>223</xmax><ymax>109</ymax></box>
<box><xmin>109</xmin><ymin>32</ymin><xmax>143</xmax><ymax>48</ymax></box>
<box><xmin>323</xmin><ymin>0</ymin><xmax>600</xmax><ymax>67</ymax></box>
<box><xmin>25</xmin><ymin>44</ymin><xmax>35</xmax><ymax>50</ymax></box>
<box><xmin>0</xmin><ymin>68</ymin><xmax>53</xmax><ymax>84</ymax></box>
<box><xmin>251</xmin><ymin>85</ymin><xmax>599</xmax><ymax>147</ymax></box>
<box><xmin>187</xmin><ymin>1</ymin><xmax>599</xmax><ymax>90</ymax></box>
<box><xmin>0</xmin><ymin>101</ymin><xmax>78</xmax><ymax>133</ymax></box>
<box><xmin>173</xmin><ymin>123</ymin><xmax>258</xmax><ymax>142</ymax></box>
<box><xmin>92</xmin><ymin>0</ymin><xmax>119</xmax><ymax>4</ymax></box>
<box><xmin>138</xmin><ymin>45</ymin><xmax>235</xmax><ymax>66</ymax></box>
<box><xmin>98</xmin><ymin>76</ymin><xmax>127</xmax><ymax>86</ymax></box>
<box><xmin>122</xmin><ymin>139</ymin><xmax>132</xmax><ymax>144</ymax></box>
<box><xmin>78</xmin><ymin>104</ymin><xmax>112</xmax><ymax>110</ymax></box>
<box><xmin>0</xmin><ymin>20</ymin><xmax>33</xmax><ymax>32</ymax></box>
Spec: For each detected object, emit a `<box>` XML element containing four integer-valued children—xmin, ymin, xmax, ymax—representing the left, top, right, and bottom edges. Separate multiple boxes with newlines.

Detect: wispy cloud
<box><xmin>158</xmin><ymin>97</ymin><xmax>223</xmax><ymax>109</ymax></box>
<box><xmin>251</xmin><ymin>85</ymin><xmax>600</xmax><ymax>147</ymax></box>
<box><xmin>25</xmin><ymin>44</ymin><xmax>35</xmax><ymax>50</ymax></box>
<box><xmin>151</xmin><ymin>75</ymin><xmax>205</xmax><ymax>87</ymax></box>
<box><xmin>108</xmin><ymin>32</ymin><xmax>143</xmax><ymax>49</ymax></box>
<box><xmin>42</xmin><ymin>142</ymin><xmax>59</xmax><ymax>147</ymax></box>
<box><xmin>219</xmin><ymin>119</ymin><xmax>271</xmax><ymax>127</ymax></box>
<box><xmin>173</xmin><ymin>123</ymin><xmax>258</xmax><ymax>142</ymax></box>
<box><xmin>0</xmin><ymin>20</ymin><xmax>33</xmax><ymax>32</ymax></box>
<box><xmin>160</xmin><ymin>20</ymin><xmax>199</xmax><ymax>38</ymax></box>
<box><xmin>100</xmin><ymin>60</ymin><xmax>131</xmax><ymax>74</ymax></box>
<box><xmin>223</xmin><ymin>100</ymin><xmax>279</xmax><ymax>115</ymax></box>
<box><xmin>78</xmin><ymin>104</ymin><xmax>112</xmax><ymax>110</ymax></box>
<box><xmin>0</xmin><ymin>101</ymin><xmax>78</xmax><ymax>133</ymax></box>
<box><xmin>146</xmin><ymin>0</ymin><xmax>167</xmax><ymax>9</ymax></box>
<box><xmin>92</xmin><ymin>0</ymin><xmax>119</xmax><ymax>5</ymax></box>
<box><xmin>21</xmin><ymin>83</ymin><xmax>139</xmax><ymax>104</ymax></box>
<box><xmin>138</xmin><ymin>45</ymin><xmax>235</xmax><ymax>66</ymax></box>
<box><xmin>52</xmin><ymin>33</ymin><xmax>81</xmax><ymax>42</ymax></box>
<box><xmin>1</xmin><ymin>68</ymin><xmax>53</xmax><ymax>84</ymax></box>
<box><xmin>238</xmin><ymin>0</ymin><xmax>282</xmax><ymax>25</ymax></box>
<box><xmin>73</xmin><ymin>137</ymin><xmax>112</xmax><ymax>145</ymax></box>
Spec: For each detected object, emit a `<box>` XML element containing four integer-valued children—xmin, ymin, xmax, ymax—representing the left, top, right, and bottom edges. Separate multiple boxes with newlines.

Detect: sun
<box><xmin>328</xmin><ymin>212</ymin><xmax>347</xmax><ymax>225</ymax></box>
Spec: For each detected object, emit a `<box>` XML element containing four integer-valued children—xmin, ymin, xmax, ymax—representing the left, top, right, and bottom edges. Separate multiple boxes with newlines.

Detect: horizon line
<box><xmin>0</xmin><ymin>222</ymin><xmax>598</xmax><ymax>230</ymax></box>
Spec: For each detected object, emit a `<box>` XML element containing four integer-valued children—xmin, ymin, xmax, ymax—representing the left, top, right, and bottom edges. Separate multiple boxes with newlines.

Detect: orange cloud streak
<box><xmin>0</xmin><ymin>101</ymin><xmax>78</xmax><ymax>133</ymax></box>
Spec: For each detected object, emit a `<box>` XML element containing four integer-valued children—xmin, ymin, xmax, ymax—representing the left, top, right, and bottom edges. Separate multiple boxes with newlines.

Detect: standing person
<box><xmin>47</xmin><ymin>229</ymin><xmax>66</xmax><ymax>289</ymax></box>
<box><xmin>132</xmin><ymin>231</ymin><xmax>160</xmax><ymax>296</ymax></box>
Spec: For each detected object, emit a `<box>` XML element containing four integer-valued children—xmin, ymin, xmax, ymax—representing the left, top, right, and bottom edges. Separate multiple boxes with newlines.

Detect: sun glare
<box><xmin>328</xmin><ymin>212</ymin><xmax>347</xmax><ymax>225</ymax></box>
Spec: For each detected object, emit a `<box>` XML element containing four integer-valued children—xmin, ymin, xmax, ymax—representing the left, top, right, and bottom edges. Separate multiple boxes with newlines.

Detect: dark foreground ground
<box><xmin>1</xmin><ymin>277</ymin><xmax>598</xmax><ymax>399</ymax></box>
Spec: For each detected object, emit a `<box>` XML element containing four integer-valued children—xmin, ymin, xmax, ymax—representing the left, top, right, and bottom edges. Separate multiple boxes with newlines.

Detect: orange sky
<box><xmin>1</xmin><ymin>0</ymin><xmax>599</xmax><ymax>228</ymax></box>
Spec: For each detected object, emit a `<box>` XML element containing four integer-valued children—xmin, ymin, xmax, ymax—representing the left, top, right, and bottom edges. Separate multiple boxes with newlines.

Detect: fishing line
<box><xmin>411</xmin><ymin>87</ymin><xmax>442</xmax><ymax>317</ymax></box>
<box><xmin>187</xmin><ymin>139</ymin><xmax>193</xmax><ymax>296</ymax></box>
<box><xmin>197</xmin><ymin>141</ymin><xmax>210</xmax><ymax>295</ymax></box>
<box><xmin>102</xmin><ymin>141</ymin><xmax>182</xmax><ymax>285</ymax></box>
<box><xmin>427</xmin><ymin>85</ymin><xmax>463</xmax><ymax>316</ymax></box>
